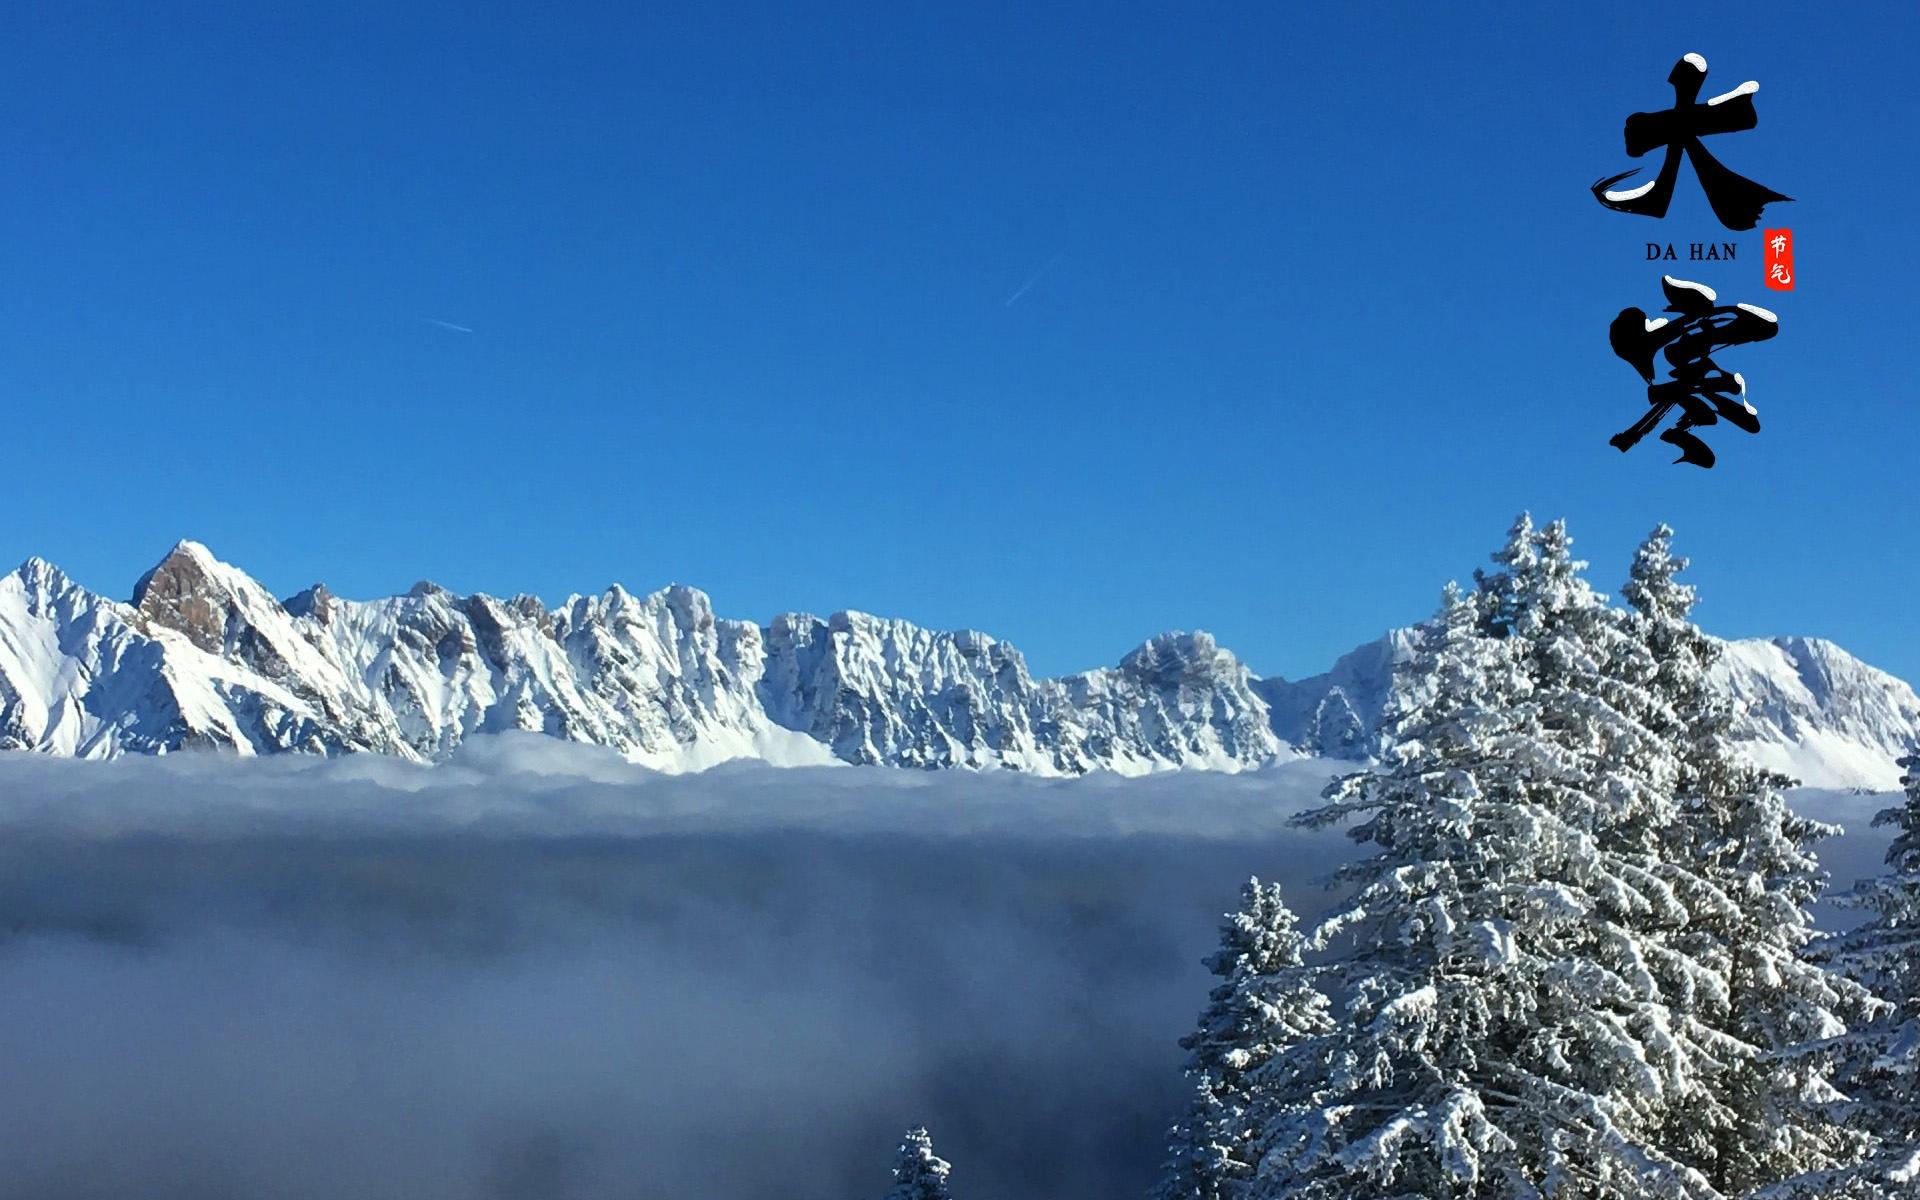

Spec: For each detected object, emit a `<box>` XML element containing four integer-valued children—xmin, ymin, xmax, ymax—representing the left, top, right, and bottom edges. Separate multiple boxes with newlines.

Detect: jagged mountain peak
<box><xmin>1750</xmin><ymin>635</ymin><xmax>1878</xmax><ymax>690</ymax></box>
<box><xmin>131</xmin><ymin>540</ymin><xmax>285</xmax><ymax>655</ymax></box>
<box><xmin>1116</xmin><ymin>630</ymin><xmax>1244</xmax><ymax>686</ymax></box>
<box><xmin>131</xmin><ymin>539</ymin><xmax>220</xmax><ymax>596</ymax></box>
<box><xmin>560</xmin><ymin>582</ymin><xmax>723</xmax><ymax>636</ymax></box>
<box><xmin>820</xmin><ymin>609</ymin><xmax>1017</xmax><ymax>662</ymax></box>
<box><xmin>152</xmin><ymin>537</ymin><xmax>220</xmax><ymax>568</ymax></box>
<box><xmin>130</xmin><ymin>538</ymin><xmax>232</xmax><ymax>603</ymax></box>
<box><xmin>652</xmin><ymin>583</ymin><xmax>719</xmax><ymax>631</ymax></box>
<box><xmin>11</xmin><ymin>555</ymin><xmax>75</xmax><ymax>595</ymax></box>
<box><xmin>1711</xmin><ymin>635</ymin><xmax>1920</xmax><ymax>788</ymax></box>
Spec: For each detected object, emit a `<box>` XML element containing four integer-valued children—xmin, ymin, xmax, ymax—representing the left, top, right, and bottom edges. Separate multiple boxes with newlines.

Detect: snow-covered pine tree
<box><xmin>1620</xmin><ymin>524</ymin><xmax>1878</xmax><ymax>1193</ymax></box>
<box><xmin>1253</xmin><ymin>564</ymin><xmax>1723</xmax><ymax>1198</ymax></box>
<box><xmin>1472</xmin><ymin>516</ymin><xmax>1695</xmax><ymax>881</ymax></box>
<box><xmin>883</xmin><ymin>1127</ymin><xmax>953</xmax><ymax>1200</ymax></box>
<box><xmin>1813</xmin><ymin>749</ymin><xmax>1920</xmax><ymax>1194</ymax></box>
<box><xmin>1153</xmin><ymin>877</ymin><xmax>1332</xmax><ymax>1200</ymax></box>
<box><xmin>1838</xmin><ymin>796</ymin><xmax>1920</xmax><ymax>989</ymax></box>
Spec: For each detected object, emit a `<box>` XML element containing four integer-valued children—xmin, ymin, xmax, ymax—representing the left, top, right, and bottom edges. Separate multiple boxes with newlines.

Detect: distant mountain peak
<box><xmin>160</xmin><ymin>537</ymin><xmax>218</xmax><ymax>564</ymax></box>
<box><xmin>1119</xmin><ymin>630</ymin><xmax>1237</xmax><ymax>684</ymax></box>
<box><xmin>285</xmin><ymin>583</ymin><xmax>334</xmax><ymax>623</ymax></box>
<box><xmin>12</xmin><ymin>555</ymin><xmax>72</xmax><ymax>593</ymax></box>
<box><xmin>131</xmin><ymin>540</ymin><xmax>261</xmax><ymax>654</ymax></box>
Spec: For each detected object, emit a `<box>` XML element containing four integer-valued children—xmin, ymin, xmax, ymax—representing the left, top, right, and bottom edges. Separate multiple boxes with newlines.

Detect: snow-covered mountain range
<box><xmin>2</xmin><ymin>542</ymin><xmax>1915</xmax><ymax>788</ymax></box>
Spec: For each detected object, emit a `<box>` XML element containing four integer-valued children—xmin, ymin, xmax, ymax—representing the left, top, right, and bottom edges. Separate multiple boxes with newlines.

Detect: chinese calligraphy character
<box><xmin>1592</xmin><ymin>53</ymin><xmax>1790</xmax><ymax>231</ymax></box>
<box><xmin>1608</xmin><ymin>275</ymin><xmax>1778</xmax><ymax>468</ymax></box>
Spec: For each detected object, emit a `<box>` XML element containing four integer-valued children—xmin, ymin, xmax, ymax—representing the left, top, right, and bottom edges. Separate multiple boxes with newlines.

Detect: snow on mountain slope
<box><xmin>0</xmin><ymin>552</ymin><xmax>388</xmax><ymax>759</ymax></box>
<box><xmin>1059</xmin><ymin>632</ymin><xmax>1279</xmax><ymax>774</ymax></box>
<box><xmin>760</xmin><ymin>612</ymin><xmax>1065</xmax><ymax>771</ymax></box>
<box><xmin>1712</xmin><ymin>636</ymin><xmax>1920</xmax><ymax>791</ymax></box>
<box><xmin>1254</xmin><ymin>629</ymin><xmax>1420</xmax><ymax>759</ymax></box>
<box><xmin>751</xmin><ymin>617</ymin><xmax>1281</xmax><ymax>774</ymax></box>
<box><xmin>1</xmin><ymin>543</ymin><xmax>1914</xmax><ymax>786</ymax></box>
<box><xmin>290</xmin><ymin>576</ymin><xmax>836</xmax><ymax>771</ymax></box>
<box><xmin>132</xmin><ymin>542</ymin><xmax>401</xmax><ymax>755</ymax></box>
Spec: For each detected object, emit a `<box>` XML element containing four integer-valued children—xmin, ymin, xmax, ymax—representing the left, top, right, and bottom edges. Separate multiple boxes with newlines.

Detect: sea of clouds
<box><xmin>0</xmin><ymin>734</ymin><xmax>1898</xmax><ymax>1200</ymax></box>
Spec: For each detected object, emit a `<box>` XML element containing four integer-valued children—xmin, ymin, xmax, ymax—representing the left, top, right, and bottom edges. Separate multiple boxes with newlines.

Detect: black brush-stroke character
<box><xmin>1609</xmin><ymin>275</ymin><xmax>1778</xmax><ymax>468</ymax></box>
<box><xmin>1592</xmin><ymin>53</ymin><xmax>1790</xmax><ymax>231</ymax></box>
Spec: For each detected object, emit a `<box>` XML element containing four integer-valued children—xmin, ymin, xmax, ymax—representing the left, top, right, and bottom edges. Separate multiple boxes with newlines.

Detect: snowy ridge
<box><xmin>1712</xmin><ymin>636</ymin><xmax>1920</xmax><ymax>792</ymax></box>
<box><xmin>1259</xmin><ymin>626</ymin><xmax>1920</xmax><ymax>790</ymax></box>
<box><xmin>0</xmin><ymin>543</ymin><xmax>1279</xmax><ymax>775</ymax></box>
<box><xmin>2</xmin><ymin>542</ymin><xmax>1915</xmax><ymax>786</ymax></box>
<box><xmin>1254</xmin><ymin>629</ymin><xmax>1421</xmax><ymax>759</ymax></box>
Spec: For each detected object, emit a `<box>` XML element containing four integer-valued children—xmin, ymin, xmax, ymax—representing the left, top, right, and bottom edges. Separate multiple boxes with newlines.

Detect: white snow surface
<box><xmin>1707</xmin><ymin>80</ymin><xmax>1759</xmax><ymax>106</ymax></box>
<box><xmin>1664</xmin><ymin>275</ymin><xmax>1718</xmax><ymax>302</ymax></box>
<box><xmin>2</xmin><ymin>543</ymin><xmax>1914</xmax><ymax>787</ymax></box>
<box><xmin>1605</xmin><ymin>179</ymin><xmax>1659</xmax><ymax>203</ymax></box>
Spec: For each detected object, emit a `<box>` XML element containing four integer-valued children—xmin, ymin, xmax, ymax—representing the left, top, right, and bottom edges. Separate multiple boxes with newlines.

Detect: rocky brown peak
<box><xmin>132</xmin><ymin>541</ymin><xmax>236</xmax><ymax>654</ymax></box>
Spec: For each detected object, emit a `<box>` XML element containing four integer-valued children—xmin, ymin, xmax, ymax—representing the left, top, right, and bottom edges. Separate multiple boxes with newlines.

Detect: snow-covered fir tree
<box><xmin>1254</xmin><ymin>563</ymin><xmax>1718</xmax><ymax>1197</ymax></box>
<box><xmin>1807</xmin><ymin>749</ymin><xmax>1920</xmax><ymax>1195</ymax></box>
<box><xmin>883</xmin><ymin>1127</ymin><xmax>953</xmax><ymax>1200</ymax></box>
<box><xmin>1243</xmin><ymin>517</ymin><xmax>1871</xmax><ymax>1198</ymax></box>
<box><xmin>1620</xmin><ymin>524</ymin><xmax>1878</xmax><ymax>1193</ymax></box>
<box><xmin>1153</xmin><ymin>878</ymin><xmax>1332</xmax><ymax>1200</ymax></box>
<box><xmin>1833</xmin><ymin>748</ymin><xmax>1920</xmax><ymax>1096</ymax></box>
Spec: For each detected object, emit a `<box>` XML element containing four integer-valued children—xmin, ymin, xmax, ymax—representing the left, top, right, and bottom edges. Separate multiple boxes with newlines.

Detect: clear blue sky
<box><xmin>3</xmin><ymin>2</ymin><xmax>1915</xmax><ymax>683</ymax></box>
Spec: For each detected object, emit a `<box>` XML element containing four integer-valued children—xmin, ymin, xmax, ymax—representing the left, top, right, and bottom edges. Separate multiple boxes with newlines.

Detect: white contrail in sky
<box><xmin>423</xmin><ymin>317</ymin><xmax>475</xmax><ymax>334</ymax></box>
<box><xmin>1004</xmin><ymin>254</ymin><xmax>1064</xmax><ymax>307</ymax></box>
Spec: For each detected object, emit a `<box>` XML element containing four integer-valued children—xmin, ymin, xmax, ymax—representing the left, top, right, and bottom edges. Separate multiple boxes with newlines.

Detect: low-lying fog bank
<box><xmin>0</xmin><ymin>737</ymin><xmax>1896</xmax><ymax>1200</ymax></box>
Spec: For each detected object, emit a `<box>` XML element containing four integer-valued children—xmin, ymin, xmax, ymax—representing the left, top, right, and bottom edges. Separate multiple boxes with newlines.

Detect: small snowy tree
<box><xmin>1154</xmin><ymin>877</ymin><xmax>1332</xmax><ymax>1200</ymax></box>
<box><xmin>883</xmin><ymin>1127</ymin><xmax>953</xmax><ymax>1200</ymax></box>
